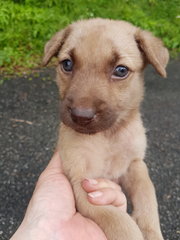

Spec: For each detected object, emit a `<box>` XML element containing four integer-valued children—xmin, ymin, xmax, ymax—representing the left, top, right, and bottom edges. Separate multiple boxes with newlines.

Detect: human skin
<box><xmin>11</xmin><ymin>152</ymin><xmax>127</xmax><ymax>240</ymax></box>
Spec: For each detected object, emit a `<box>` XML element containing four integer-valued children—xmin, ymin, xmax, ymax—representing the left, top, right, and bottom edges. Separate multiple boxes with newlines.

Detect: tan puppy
<box><xmin>43</xmin><ymin>18</ymin><xmax>169</xmax><ymax>240</ymax></box>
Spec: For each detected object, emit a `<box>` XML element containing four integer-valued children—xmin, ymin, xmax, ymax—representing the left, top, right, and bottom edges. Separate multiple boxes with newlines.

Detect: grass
<box><xmin>0</xmin><ymin>0</ymin><xmax>180</xmax><ymax>74</ymax></box>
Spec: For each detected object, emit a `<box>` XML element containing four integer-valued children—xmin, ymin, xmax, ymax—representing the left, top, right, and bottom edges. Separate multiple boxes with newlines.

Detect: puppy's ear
<box><xmin>42</xmin><ymin>27</ymin><xmax>71</xmax><ymax>66</ymax></box>
<box><xmin>135</xmin><ymin>29</ymin><xmax>169</xmax><ymax>77</ymax></box>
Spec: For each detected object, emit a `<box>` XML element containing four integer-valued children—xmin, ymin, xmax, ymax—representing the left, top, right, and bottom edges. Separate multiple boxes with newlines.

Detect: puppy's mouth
<box><xmin>60</xmin><ymin>103</ymin><xmax>117</xmax><ymax>134</ymax></box>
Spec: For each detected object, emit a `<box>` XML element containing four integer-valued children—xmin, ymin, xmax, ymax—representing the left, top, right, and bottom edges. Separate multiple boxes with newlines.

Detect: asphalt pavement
<box><xmin>0</xmin><ymin>60</ymin><xmax>179</xmax><ymax>240</ymax></box>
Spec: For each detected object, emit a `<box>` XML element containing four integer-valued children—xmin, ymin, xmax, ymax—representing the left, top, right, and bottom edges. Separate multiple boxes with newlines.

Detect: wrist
<box><xmin>10</xmin><ymin>218</ymin><xmax>56</xmax><ymax>240</ymax></box>
<box><xmin>10</xmin><ymin>214</ymin><xmax>70</xmax><ymax>240</ymax></box>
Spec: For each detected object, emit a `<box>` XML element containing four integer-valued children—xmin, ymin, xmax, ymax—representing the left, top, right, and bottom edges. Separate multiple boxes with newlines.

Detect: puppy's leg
<box><xmin>71</xmin><ymin>178</ymin><xmax>144</xmax><ymax>240</ymax></box>
<box><xmin>120</xmin><ymin>160</ymin><xmax>164</xmax><ymax>240</ymax></box>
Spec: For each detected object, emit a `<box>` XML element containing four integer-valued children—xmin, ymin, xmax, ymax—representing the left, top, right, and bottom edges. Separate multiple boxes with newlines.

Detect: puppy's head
<box><xmin>43</xmin><ymin>18</ymin><xmax>169</xmax><ymax>134</ymax></box>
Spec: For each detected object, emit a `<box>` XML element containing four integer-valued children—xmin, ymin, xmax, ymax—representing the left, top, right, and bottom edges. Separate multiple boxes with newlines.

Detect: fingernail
<box><xmin>85</xmin><ymin>178</ymin><xmax>98</xmax><ymax>185</ymax></box>
<box><xmin>88</xmin><ymin>191</ymin><xmax>103</xmax><ymax>198</ymax></box>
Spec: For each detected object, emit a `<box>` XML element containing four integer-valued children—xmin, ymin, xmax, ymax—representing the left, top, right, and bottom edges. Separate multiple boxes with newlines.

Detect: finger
<box><xmin>82</xmin><ymin>178</ymin><xmax>121</xmax><ymax>193</ymax></box>
<box><xmin>87</xmin><ymin>188</ymin><xmax>127</xmax><ymax>212</ymax></box>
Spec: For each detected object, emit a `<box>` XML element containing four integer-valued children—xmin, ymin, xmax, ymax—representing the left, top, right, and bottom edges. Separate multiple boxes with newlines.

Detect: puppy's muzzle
<box><xmin>61</xmin><ymin>96</ymin><xmax>117</xmax><ymax>134</ymax></box>
<box><xmin>69</xmin><ymin>107</ymin><xmax>96</xmax><ymax>126</ymax></box>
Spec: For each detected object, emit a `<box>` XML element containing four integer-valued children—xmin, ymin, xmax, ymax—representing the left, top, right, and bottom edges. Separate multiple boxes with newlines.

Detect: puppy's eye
<box><xmin>112</xmin><ymin>65</ymin><xmax>129</xmax><ymax>79</ymax></box>
<box><xmin>61</xmin><ymin>59</ymin><xmax>73</xmax><ymax>72</ymax></box>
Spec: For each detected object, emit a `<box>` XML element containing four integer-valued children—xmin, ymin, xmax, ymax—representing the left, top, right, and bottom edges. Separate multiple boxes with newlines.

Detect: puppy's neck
<box><xmin>103</xmin><ymin>108</ymin><xmax>141</xmax><ymax>138</ymax></box>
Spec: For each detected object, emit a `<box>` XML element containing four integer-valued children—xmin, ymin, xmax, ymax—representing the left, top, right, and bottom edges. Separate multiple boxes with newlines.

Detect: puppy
<box><xmin>43</xmin><ymin>18</ymin><xmax>169</xmax><ymax>240</ymax></box>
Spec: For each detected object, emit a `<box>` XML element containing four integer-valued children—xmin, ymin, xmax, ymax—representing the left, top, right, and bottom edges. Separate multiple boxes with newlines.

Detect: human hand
<box><xmin>11</xmin><ymin>152</ymin><xmax>127</xmax><ymax>240</ymax></box>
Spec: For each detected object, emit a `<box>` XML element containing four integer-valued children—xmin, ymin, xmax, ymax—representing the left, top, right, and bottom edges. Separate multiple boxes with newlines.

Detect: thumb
<box><xmin>41</xmin><ymin>151</ymin><xmax>63</xmax><ymax>178</ymax></box>
<box><xmin>28</xmin><ymin>151</ymin><xmax>76</xmax><ymax>220</ymax></box>
<box><xmin>34</xmin><ymin>151</ymin><xmax>62</xmax><ymax>184</ymax></box>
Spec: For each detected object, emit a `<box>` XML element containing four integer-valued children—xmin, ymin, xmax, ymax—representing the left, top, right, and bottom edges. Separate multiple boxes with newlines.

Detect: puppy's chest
<box><xmin>86</xmin><ymin>132</ymin><xmax>145</xmax><ymax>180</ymax></box>
<box><xmin>102</xmin><ymin>144</ymin><xmax>135</xmax><ymax>179</ymax></box>
<box><xmin>60</xmin><ymin>122</ymin><xmax>146</xmax><ymax>180</ymax></box>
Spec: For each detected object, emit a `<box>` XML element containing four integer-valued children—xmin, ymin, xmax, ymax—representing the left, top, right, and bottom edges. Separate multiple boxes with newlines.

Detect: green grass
<box><xmin>0</xmin><ymin>0</ymin><xmax>180</xmax><ymax>74</ymax></box>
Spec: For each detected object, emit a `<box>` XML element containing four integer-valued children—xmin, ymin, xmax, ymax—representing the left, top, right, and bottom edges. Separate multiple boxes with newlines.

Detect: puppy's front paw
<box><xmin>142</xmin><ymin>229</ymin><xmax>164</xmax><ymax>240</ymax></box>
<box><xmin>132</xmin><ymin>213</ymin><xmax>164</xmax><ymax>240</ymax></box>
<box><xmin>83</xmin><ymin>206</ymin><xmax>144</xmax><ymax>240</ymax></box>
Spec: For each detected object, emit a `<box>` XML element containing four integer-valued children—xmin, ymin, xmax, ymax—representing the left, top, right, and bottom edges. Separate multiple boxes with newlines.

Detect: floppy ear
<box><xmin>135</xmin><ymin>29</ymin><xmax>169</xmax><ymax>77</ymax></box>
<box><xmin>42</xmin><ymin>27</ymin><xmax>71</xmax><ymax>66</ymax></box>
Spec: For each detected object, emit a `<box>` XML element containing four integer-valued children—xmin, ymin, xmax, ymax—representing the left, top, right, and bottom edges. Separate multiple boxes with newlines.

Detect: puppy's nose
<box><xmin>70</xmin><ymin>107</ymin><xmax>96</xmax><ymax>125</ymax></box>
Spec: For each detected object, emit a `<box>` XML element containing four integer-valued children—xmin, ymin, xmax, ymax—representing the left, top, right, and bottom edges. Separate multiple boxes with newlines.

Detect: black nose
<box><xmin>70</xmin><ymin>107</ymin><xmax>96</xmax><ymax>125</ymax></box>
